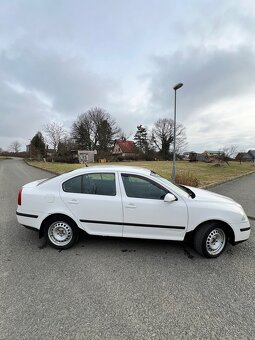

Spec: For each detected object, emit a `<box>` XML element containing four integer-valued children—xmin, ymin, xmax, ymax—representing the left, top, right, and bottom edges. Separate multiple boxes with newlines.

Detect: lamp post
<box><xmin>172</xmin><ymin>82</ymin><xmax>183</xmax><ymax>182</ymax></box>
<box><xmin>29</xmin><ymin>139</ymin><xmax>31</xmax><ymax>160</ymax></box>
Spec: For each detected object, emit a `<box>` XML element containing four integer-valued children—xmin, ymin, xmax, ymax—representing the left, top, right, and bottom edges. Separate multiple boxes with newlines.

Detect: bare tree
<box><xmin>43</xmin><ymin>121</ymin><xmax>68</xmax><ymax>152</ymax></box>
<box><xmin>9</xmin><ymin>141</ymin><xmax>22</xmax><ymax>153</ymax></box>
<box><xmin>72</xmin><ymin>107</ymin><xmax>120</xmax><ymax>153</ymax></box>
<box><xmin>218</xmin><ymin>146</ymin><xmax>238</xmax><ymax>165</ymax></box>
<box><xmin>118</xmin><ymin>129</ymin><xmax>132</xmax><ymax>140</ymax></box>
<box><xmin>150</xmin><ymin>118</ymin><xmax>187</xmax><ymax>160</ymax></box>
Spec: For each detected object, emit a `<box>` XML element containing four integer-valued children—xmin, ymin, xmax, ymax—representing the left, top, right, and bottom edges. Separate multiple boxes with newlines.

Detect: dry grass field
<box><xmin>25</xmin><ymin>160</ymin><xmax>255</xmax><ymax>187</ymax></box>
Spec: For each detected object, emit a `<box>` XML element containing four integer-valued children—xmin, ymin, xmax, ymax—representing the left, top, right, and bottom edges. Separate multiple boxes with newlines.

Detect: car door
<box><xmin>60</xmin><ymin>172</ymin><xmax>123</xmax><ymax>236</ymax></box>
<box><xmin>119</xmin><ymin>173</ymin><xmax>188</xmax><ymax>241</ymax></box>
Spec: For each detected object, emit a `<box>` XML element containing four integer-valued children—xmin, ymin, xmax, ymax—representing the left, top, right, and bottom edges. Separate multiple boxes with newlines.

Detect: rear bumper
<box><xmin>16</xmin><ymin>211</ymin><xmax>39</xmax><ymax>219</ymax></box>
<box><xmin>16</xmin><ymin>211</ymin><xmax>40</xmax><ymax>230</ymax></box>
<box><xmin>22</xmin><ymin>224</ymin><xmax>39</xmax><ymax>232</ymax></box>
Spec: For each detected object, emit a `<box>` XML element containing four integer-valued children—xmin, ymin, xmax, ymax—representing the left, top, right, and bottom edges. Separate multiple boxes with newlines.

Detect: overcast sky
<box><xmin>0</xmin><ymin>0</ymin><xmax>255</xmax><ymax>152</ymax></box>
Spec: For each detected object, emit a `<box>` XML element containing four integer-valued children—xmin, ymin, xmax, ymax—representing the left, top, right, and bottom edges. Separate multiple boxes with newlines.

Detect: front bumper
<box><xmin>232</xmin><ymin>220</ymin><xmax>251</xmax><ymax>243</ymax></box>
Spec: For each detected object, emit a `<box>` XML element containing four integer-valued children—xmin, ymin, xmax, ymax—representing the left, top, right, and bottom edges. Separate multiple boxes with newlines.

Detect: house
<box><xmin>71</xmin><ymin>150</ymin><xmax>97</xmax><ymax>163</ymax></box>
<box><xmin>112</xmin><ymin>139</ymin><xmax>138</xmax><ymax>160</ymax></box>
<box><xmin>236</xmin><ymin>150</ymin><xmax>255</xmax><ymax>162</ymax></box>
<box><xmin>235</xmin><ymin>152</ymin><xmax>253</xmax><ymax>162</ymax></box>
<box><xmin>203</xmin><ymin>150</ymin><xmax>222</xmax><ymax>157</ymax></box>
<box><xmin>202</xmin><ymin>150</ymin><xmax>223</xmax><ymax>162</ymax></box>
<box><xmin>188</xmin><ymin>152</ymin><xmax>207</xmax><ymax>162</ymax></box>
<box><xmin>46</xmin><ymin>148</ymin><xmax>55</xmax><ymax>157</ymax></box>
<box><xmin>182</xmin><ymin>152</ymin><xmax>190</xmax><ymax>160</ymax></box>
<box><xmin>248</xmin><ymin>150</ymin><xmax>255</xmax><ymax>161</ymax></box>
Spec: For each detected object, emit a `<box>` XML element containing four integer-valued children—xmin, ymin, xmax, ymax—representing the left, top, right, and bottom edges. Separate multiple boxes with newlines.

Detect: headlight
<box><xmin>241</xmin><ymin>212</ymin><xmax>248</xmax><ymax>222</ymax></box>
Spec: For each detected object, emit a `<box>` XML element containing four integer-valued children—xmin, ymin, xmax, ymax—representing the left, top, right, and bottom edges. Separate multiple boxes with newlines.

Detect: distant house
<box><xmin>202</xmin><ymin>150</ymin><xmax>223</xmax><ymax>162</ymax></box>
<box><xmin>188</xmin><ymin>151</ymin><xmax>223</xmax><ymax>162</ymax></box>
<box><xmin>182</xmin><ymin>152</ymin><xmax>190</xmax><ymax>160</ymax></box>
<box><xmin>236</xmin><ymin>150</ymin><xmax>255</xmax><ymax>162</ymax></box>
<box><xmin>248</xmin><ymin>150</ymin><xmax>255</xmax><ymax>160</ymax></box>
<box><xmin>71</xmin><ymin>150</ymin><xmax>97</xmax><ymax>163</ymax></box>
<box><xmin>46</xmin><ymin>148</ymin><xmax>55</xmax><ymax>157</ymax></box>
<box><xmin>235</xmin><ymin>152</ymin><xmax>252</xmax><ymax>162</ymax></box>
<box><xmin>112</xmin><ymin>139</ymin><xmax>138</xmax><ymax>160</ymax></box>
<box><xmin>203</xmin><ymin>150</ymin><xmax>222</xmax><ymax>157</ymax></box>
<box><xmin>188</xmin><ymin>152</ymin><xmax>207</xmax><ymax>162</ymax></box>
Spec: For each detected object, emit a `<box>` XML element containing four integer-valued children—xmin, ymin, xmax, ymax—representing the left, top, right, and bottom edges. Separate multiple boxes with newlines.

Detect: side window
<box><xmin>82</xmin><ymin>173</ymin><xmax>116</xmax><ymax>196</ymax></box>
<box><xmin>62</xmin><ymin>175</ymin><xmax>82</xmax><ymax>193</ymax></box>
<box><xmin>121</xmin><ymin>174</ymin><xmax>168</xmax><ymax>200</ymax></box>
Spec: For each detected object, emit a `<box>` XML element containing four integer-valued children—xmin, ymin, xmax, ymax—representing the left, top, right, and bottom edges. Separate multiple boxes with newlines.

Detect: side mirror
<box><xmin>164</xmin><ymin>193</ymin><xmax>177</xmax><ymax>202</ymax></box>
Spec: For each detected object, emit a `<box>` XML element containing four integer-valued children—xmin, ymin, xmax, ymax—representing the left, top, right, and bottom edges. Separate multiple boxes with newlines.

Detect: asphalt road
<box><xmin>210</xmin><ymin>173</ymin><xmax>255</xmax><ymax>219</ymax></box>
<box><xmin>1</xmin><ymin>158</ymin><xmax>254</xmax><ymax>340</ymax></box>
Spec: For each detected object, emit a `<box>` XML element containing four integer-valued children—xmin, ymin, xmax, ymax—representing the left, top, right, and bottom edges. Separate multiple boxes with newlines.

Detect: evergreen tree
<box><xmin>134</xmin><ymin>125</ymin><xmax>149</xmax><ymax>154</ymax></box>
<box><xmin>30</xmin><ymin>132</ymin><xmax>46</xmax><ymax>159</ymax></box>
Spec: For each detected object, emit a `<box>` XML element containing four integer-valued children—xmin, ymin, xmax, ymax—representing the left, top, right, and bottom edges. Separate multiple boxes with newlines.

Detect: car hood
<box><xmin>185</xmin><ymin>186</ymin><xmax>241</xmax><ymax>207</ymax></box>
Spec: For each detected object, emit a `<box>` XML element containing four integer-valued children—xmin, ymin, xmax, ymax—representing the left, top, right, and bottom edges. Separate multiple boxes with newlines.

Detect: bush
<box><xmin>175</xmin><ymin>171</ymin><xmax>199</xmax><ymax>187</ymax></box>
<box><xmin>47</xmin><ymin>155</ymin><xmax>76</xmax><ymax>163</ymax></box>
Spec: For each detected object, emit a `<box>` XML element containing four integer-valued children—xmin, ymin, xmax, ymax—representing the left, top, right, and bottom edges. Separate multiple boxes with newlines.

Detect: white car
<box><xmin>16</xmin><ymin>166</ymin><xmax>251</xmax><ymax>258</ymax></box>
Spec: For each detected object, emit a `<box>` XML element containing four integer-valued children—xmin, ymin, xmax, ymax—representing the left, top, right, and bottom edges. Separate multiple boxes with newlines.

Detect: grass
<box><xmin>25</xmin><ymin>160</ymin><xmax>255</xmax><ymax>187</ymax></box>
<box><xmin>0</xmin><ymin>156</ymin><xmax>10</xmax><ymax>160</ymax></box>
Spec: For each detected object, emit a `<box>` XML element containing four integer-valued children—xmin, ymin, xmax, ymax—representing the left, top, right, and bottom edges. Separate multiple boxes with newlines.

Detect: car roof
<box><xmin>68</xmin><ymin>165</ymin><xmax>151</xmax><ymax>176</ymax></box>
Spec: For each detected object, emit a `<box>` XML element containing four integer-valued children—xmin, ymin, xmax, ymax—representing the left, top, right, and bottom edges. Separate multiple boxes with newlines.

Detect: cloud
<box><xmin>0</xmin><ymin>43</ymin><xmax>121</xmax><ymax>149</ymax></box>
<box><xmin>0</xmin><ymin>43</ymin><xmax>119</xmax><ymax>115</ymax></box>
<box><xmin>142</xmin><ymin>45</ymin><xmax>255</xmax><ymax>151</ymax></box>
<box><xmin>147</xmin><ymin>46</ymin><xmax>255</xmax><ymax>118</ymax></box>
<box><xmin>1</xmin><ymin>0</ymin><xmax>255</xmax><ymax>151</ymax></box>
<box><xmin>0</xmin><ymin>80</ymin><xmax>51</xmax><ymax>148</ymax></box>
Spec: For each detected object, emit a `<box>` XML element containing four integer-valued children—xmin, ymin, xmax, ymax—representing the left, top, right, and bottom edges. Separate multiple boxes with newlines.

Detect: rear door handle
<box><xmin>68</xmin><ymin>199</ymin><xmax>78</xmax><ymax>204</ymax></box>
<box><xmin>125</xmin><ymin>203</ymin><xmax>136</xmax><ymax>209</ymax></box>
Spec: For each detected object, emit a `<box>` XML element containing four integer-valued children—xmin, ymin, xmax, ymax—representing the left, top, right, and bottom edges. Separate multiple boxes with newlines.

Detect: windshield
<box><xmin>150</xmin><ymin>171</ymin><xmax>194</xmax><ymax>198</ymax></box>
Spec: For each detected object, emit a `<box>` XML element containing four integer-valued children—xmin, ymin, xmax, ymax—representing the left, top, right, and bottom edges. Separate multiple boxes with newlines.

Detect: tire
<box><xmin>45</xmin><ymin>216</ymin><xmax>79</xmax><ymax>250</ymax></box>
<box><xmin>194</xmin><ymin>222</ymin><xmax>227</xmax><ymax>258</ymax></box>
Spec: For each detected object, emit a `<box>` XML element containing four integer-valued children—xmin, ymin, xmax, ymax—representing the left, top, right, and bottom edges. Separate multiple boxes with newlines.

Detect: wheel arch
<box><xmin>39</xmin><ymin>213</ymin><xmax>80</xmax><ymax>238</ymax></box>
<box><xmin>185</xmin><ymin>219</ymin><xmax>235</xmax><ymax>244</ymax></box>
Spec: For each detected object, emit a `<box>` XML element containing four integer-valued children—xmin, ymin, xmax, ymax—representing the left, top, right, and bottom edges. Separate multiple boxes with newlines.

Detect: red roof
<box><xmin>116</xmin><ymin>140</ymin><xmax>137</xmax><ymax>153</ymax></box>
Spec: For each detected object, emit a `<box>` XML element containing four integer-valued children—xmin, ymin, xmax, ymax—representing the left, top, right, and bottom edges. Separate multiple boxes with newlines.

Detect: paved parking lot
<box><xmin>1</xmin><ymin>158</ymin><xmax>254</xmax><ymax>339</ymax></box>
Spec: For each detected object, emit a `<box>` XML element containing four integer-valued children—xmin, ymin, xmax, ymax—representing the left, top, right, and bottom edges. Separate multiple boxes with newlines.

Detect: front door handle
<box><xmin>125</xmin><ymin>203</ymin><xmax>136</xmax><ymax>209</ymax></box>
<box><xmin>68</xmin><ymin>199</ymin><xmax>78</xmax><ymax>204</ymax></box>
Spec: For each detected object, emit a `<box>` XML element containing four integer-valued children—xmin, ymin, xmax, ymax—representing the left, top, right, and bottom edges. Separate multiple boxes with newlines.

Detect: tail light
<box><xmin>18</xmin><ymin>188</ymin><xmax>23</xmax><ymax>206</ymax></box>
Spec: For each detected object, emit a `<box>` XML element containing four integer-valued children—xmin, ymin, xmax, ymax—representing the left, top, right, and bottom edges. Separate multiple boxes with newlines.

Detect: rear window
<box><xmin>62</xmin><ymin>175</ymin><xmax>82</xmax><ymax>193</ymax></box>
<box><xmin>62</xmin><ymin>173</ymin><xmax>116</xmax><ymax>196</ymax></box>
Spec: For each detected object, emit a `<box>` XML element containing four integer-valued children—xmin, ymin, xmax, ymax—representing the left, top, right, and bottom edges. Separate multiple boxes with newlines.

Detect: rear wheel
<box><xmin>194</xmin><ymin>222</ymin><xmax>227</xmax><ymax>258</ymax></box>
<box><xmin>45</xmin><ymin>217</ymin><xmax>79</xmax><ymax>250</ymax></box>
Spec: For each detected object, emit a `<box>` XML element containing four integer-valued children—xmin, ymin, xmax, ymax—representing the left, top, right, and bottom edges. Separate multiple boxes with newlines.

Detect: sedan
<box><xmin>16</xmin><ymin>165</ymin><xmax>251</xmax><ymax>258</ymax></box>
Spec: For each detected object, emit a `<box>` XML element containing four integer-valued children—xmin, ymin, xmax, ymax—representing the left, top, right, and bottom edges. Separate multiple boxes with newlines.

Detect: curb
<box><xmin>200</xmin><ymin>170</ymin><xmax>255</xmax><ymax>189</ymax></box>
<box><xmin>23</xmin><ymin>159</ymin><xmax>59</xmax><ymax>176</ymax></box>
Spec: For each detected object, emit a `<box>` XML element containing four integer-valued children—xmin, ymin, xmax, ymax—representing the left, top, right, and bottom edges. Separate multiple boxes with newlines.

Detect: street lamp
<box><xmin>172</xmin><ymin>82</ymin><xmax>183</xmax><ymax>182</ymax></box>
<box><xmin>29</xmin><ymin>139</ymin><xmax>32</xmax><ymax>160</ymax></box>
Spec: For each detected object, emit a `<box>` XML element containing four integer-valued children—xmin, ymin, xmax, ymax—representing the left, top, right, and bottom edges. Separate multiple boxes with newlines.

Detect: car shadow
<box><xmin>76</xmin><ymin>231</ymin><xmax>197</xmax><ymax>260</ymax></box>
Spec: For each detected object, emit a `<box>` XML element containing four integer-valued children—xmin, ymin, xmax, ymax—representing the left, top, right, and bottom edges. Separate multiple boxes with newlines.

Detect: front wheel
<box><xmin>194</xmin><ymin>223</ymin><xmax>227</xmax><ymax>258</ymax></box>
<box><xmin>45</xmin><ymin>217</ymin><xmax>79</xmax><ymax>250</ymax></box>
